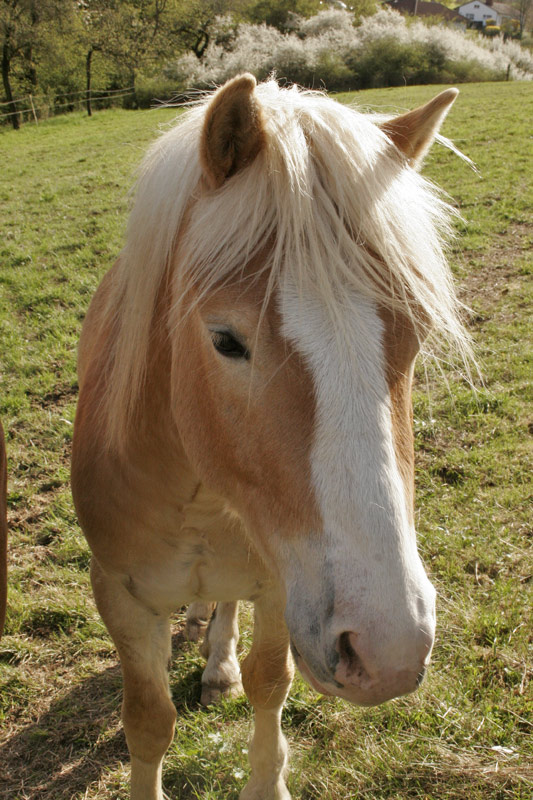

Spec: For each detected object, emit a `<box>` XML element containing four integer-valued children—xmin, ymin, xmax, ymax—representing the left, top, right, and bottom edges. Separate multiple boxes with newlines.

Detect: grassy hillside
<box><xmin>0</xmin><ymin>82</ymin><xmax>531</xmax><ymax>799</ymax></box>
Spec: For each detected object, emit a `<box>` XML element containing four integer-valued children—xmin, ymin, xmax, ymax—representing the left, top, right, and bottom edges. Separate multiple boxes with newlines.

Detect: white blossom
<box><xmin>167</xmin><ymin>8</ymin><xmax>532</xmax><ymax>88</ymax></box>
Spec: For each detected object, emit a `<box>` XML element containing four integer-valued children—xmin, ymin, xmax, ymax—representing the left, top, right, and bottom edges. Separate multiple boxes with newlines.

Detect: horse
<box><xmin>71</xmin><ymin>75</ymin><xmax>471</xmax><ymax>800</ymax></box>
<box><xmin>0</xmin><ymin>421</ymin><xmax>6</xmax><ymax>636</ymax></box>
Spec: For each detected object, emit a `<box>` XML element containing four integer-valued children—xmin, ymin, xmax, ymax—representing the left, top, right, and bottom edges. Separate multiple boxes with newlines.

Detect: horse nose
<box><xmin>333</xmin><ymin>629</ymin><xmax>433</xmax><ymax>699</ymax></box>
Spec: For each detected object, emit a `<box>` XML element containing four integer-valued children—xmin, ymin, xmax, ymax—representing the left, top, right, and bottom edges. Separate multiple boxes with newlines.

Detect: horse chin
<box><xmin>292</xmin><ymin>645</ymin><xmax>418</xmax><ymax>708</ymax></box>
<box><xmin>294</xmin><ymin>652</ymin><xmax>335</xmax><ymax>697</ymax></box>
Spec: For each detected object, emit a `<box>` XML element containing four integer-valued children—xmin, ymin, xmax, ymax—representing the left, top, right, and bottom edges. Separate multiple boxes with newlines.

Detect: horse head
<box><xmin>163</xmin><ymin>76</ymin><xmax>464</xmax><ymax>706</ymax></box>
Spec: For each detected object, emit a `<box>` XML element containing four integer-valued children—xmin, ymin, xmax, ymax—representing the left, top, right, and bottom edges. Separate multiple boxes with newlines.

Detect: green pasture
<box><xmin>0</xmin><ymin>82</ymin><xmax>531</xmax><ymax>799</ymax></box>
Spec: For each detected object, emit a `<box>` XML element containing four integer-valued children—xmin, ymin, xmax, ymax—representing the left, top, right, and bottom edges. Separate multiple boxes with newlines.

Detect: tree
<box><xmin>0</xmin><ymin>0</ymin><xmax>64</xmax><ymax>128</ymax></box>
<box><xmin>244</xmin><ymin>0</ymin><xmax>322</xmax><ymax>30</ymax></box>
<box><xmin>167</xmin><ymin>0</ymin><xmax>249</xmax><ymax>59</ymax></box>
<box><xmin>1</xmin><ymin>1</ymin><xmax>20</xmax><ymax>128</ymax></box>
<box><xmin>111</xmin><ymin>0</ymin><xmax>171</xmax><ymax>86</ymax></box>
<box><xmin>513</xmin><ymin>0</ymin><xmax>533</xmax><ymax>36</ymax></box>
<box><xmin>78</xmin><ymin>0</ymin><xmax>170</xmax><ymax>113</ymax></box>
<box><xmin>77</xmin><ymin>0</ymin><xmax>115</xmax><ymax>116</ymax></box>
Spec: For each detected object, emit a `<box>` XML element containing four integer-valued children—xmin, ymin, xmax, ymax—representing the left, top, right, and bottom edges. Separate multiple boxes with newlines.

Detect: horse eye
<box><xmin>211</xmin><ymin>330</ymin><xmax>250</xmax><ymax>360</ymax></box>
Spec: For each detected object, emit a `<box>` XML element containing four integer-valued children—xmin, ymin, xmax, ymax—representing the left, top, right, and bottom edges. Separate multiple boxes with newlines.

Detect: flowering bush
<box><xmin>163</xmin><ymin>8</ymin><xmax>532</xmax><ymax>94</ymax></box>
<box><xmin>297</xmin><ymin>8</ymin><xmax>359</xmax><ymax>38</ymax></box>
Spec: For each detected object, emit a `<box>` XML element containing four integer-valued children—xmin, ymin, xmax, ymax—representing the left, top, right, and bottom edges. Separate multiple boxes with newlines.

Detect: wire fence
<box><xmin>0</xmin><ymin>86</ymin><xmax>136</xmax><ymax>124</ymax></box>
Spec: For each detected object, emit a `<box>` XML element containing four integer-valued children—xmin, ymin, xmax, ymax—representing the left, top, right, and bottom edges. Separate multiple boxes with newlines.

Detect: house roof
<box><xmin>387</xmin><ymin>0</ymin><xmax>465</xmax><ymax>20</ymax></box>
<box><xmin>454</xmin><ymin>0</ymin><xmax>498</xmax><ymax>10</ymax></box>
<box><xmin>491</xmin><ymin>2</ymin><xmax>517</xmax><ymax>17</ymax></box>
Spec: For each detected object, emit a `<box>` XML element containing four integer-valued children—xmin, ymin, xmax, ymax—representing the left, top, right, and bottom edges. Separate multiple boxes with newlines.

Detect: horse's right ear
<box><xmin>380</xmin><ymin>88</ymin><xmax>459</xmax><ymax>169</ymax></box>
<box><xmin>200</xmin><ymin>74</ymin><xmax>266</xmax><ymax>190</ymax></box>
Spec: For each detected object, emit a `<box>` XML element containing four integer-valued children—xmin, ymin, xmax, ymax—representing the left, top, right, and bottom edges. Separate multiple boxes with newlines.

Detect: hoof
<box><xmin>185</xmin><ymin>618</ymin><xmax>209</xmax><ymax>643</ymax></box>
<box><xmin>200</xmin><ymin>679</ymin><xmax>243</xmax><ymax>706</ymax></box>
<box><xmin>239</xmin><ymin>780</ymin><xmax>292</xmax><ymax>800</ymax></box>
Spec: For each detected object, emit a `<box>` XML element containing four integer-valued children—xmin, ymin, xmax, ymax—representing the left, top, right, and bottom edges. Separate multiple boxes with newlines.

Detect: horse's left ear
<box><xmin>381</xmin><ymin>88</ymin><xmax>459</xmax><ymax>169</ymax></box>
<box><xmin>200</xmin><ymin>73</ymin><xmax>266</xmax><ymax>190</ymax></box>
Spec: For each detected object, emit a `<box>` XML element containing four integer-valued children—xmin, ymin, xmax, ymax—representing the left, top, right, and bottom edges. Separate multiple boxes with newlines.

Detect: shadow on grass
<box><xmin>0</xmin><ymin>631</ymin><xmax>209</xmax><ymax>800</ymax></box>
<box><xmin>0</xmin><ymin>662</ymin><xmax>126</xmax><ymax>800</ymax></box>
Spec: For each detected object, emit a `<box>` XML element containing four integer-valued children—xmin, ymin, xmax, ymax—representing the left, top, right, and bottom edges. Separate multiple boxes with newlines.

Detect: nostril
<box><xmin>337</xmin><ymin>632</ymin><xmax>368</xmax><ymax>680</ymax></box>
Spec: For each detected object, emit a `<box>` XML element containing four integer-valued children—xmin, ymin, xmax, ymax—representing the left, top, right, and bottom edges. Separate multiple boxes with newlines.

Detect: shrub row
<box><xmin>158</xmin><ymin>8</ymin><xmax>532</xmax><ymax>96</ymax></box>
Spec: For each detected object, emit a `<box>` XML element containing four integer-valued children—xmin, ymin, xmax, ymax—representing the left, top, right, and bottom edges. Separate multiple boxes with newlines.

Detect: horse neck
<box><xmin>128</xmin><ymin>288</ymin><xmax>201</xmax><ymax>503</ymax></box>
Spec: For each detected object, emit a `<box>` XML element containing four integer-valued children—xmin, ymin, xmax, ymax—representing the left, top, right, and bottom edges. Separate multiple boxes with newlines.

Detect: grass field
<box><xmin>0</xmin><ymin>82</ymin><xmax>531</xmax><ymax>800</ymax></box>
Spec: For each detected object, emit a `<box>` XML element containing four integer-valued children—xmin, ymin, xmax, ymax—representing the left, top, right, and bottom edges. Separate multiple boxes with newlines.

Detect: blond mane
<box><xmin>101</xmin><ymin>79</ymin><xmax>471</xmax><ymax>448</ymax></box>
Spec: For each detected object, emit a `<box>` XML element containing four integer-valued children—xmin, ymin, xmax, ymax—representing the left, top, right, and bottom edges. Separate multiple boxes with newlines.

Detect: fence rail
<box><xmin>0</xmin><ymin>87</ymin><xmax>136</xmax><ymax>124</ymax></box>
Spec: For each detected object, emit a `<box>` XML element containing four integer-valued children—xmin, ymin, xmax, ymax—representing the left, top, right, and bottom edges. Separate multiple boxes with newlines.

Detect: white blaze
<box><xmin>279</xmin><ymin>276</ymin><xmax>434</xmax><ymax>673</ymax></box>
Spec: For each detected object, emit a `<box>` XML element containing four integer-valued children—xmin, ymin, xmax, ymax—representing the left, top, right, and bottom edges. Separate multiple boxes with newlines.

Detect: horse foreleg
<box><xmin>185</xmin><ymin>600</ymin><xmax>216</xmax><ymax>642</ymax></box>
<box><xmin>240</xmin><ymin>595</ymin><xmax>294</xmax><ymax>800</ymax></box>
<box><xmin>91</xmin><ymin>559</ymin><xmax>176</xmax><ymax>800</ymax></box>
<box><xmin>200</xmin><ymin>601</ymin><xmax>243</xmax><ymax>705</ymax></box>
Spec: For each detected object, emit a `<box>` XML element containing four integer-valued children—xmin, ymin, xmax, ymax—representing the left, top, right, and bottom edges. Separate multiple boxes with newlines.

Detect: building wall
<box><xmin>456</xmin><ymin>1</ymin><xmax>502</xmax><ymax>24</ymax></box>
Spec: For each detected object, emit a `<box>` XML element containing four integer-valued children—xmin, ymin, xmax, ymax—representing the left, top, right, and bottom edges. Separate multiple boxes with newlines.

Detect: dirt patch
<box><xmin>458</xmin><ymin>222</ymin><xmax>532</xmax><ymax>315</ymax></box>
